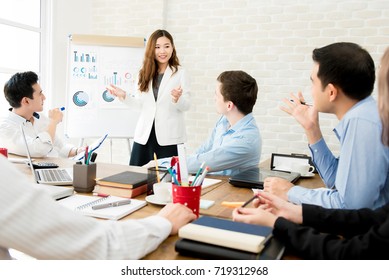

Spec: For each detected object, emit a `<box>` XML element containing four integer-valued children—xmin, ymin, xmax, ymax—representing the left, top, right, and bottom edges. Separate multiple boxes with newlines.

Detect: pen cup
<box><xmin>73</xmin><ymin>163</ymin><xmax>96</xmax><ymax>193</ymax></box>
<box><xmin>147</xmin><ymin>166</ymin><xmax>168</xmax><ymax>195</ymax></box>
<box><xmin>0</xmin><ymin>147</ymin><xmax>8</xmax><ymax>158</ymax></box>
<box><xmin>172</xmin><ymin>183</ymin><xmax>201</xmax><ymax>217</ymax></box>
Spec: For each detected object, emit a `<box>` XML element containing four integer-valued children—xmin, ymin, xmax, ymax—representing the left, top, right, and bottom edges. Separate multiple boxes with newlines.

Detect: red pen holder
<box><xmin>172</xmin><ymin>183</ymin><xmax>201</xmax><ymax>217</ymax></box>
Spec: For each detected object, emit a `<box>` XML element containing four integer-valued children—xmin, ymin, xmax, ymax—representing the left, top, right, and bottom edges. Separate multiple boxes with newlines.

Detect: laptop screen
<box><xmin>228</xmin><ymin>167</ymin><xmax>300</xmax><ymax>189</ymax></box>
<box><xmin>20</xmin><ymin>123</ymin><xmax>39</xmax><ymax>183</ymax></box>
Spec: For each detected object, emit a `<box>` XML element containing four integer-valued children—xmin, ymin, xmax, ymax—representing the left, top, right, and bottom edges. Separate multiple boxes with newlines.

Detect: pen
<box><xmin>60</xmin><ymin>107</ymin><xmax>65</xmax><ymax>111</ymax></box>
<box><xmin>87</xmin><ymin>150</ymin><xmax>93</xmax><ymax>164</ymax></box>
<box><xmin>168</xmin><ymin>167</ymin><xmax>180</xmax><ymax>185</ymax></box>
<box><xmin>84</xmin><ymin>146</ymin><xmax>89</xmax><ymax>165</ymax></box>
<box><xmin>153</xmin><ymin>152</ymin><xmax>160</xmax><ymax>183</ymax></box>
<box><xmin>92</xmin><ymin>199</ymin><xmax>131</xmax><ymax>210</ymax></box>
<box><xmin>241</xmin><ymin>195</ymin><xmax>259</xmax><ymax>208</ymax></box>
<box><xmin>289</xmin><ymin>99</ymin><xmax>311</xmax><ymax>106</ymax></box>
<box><xmin>191</xmin><ymin>162</ymin><xmax>205</xmax><ymax>186</ymax></box>
<box><xmin>90</xmin><ymin>152</ymin><xmax>97</xmax><ymax>163</ymax></box>
<box><xmin>93</xmin><ymin>193</ymin><xmax>109</xmax><ymax>197</ymax></box>
<box><xmin>193</xmin><ymin>166</ymin><xmax>209</xmax><ymax>186</ymax></box>
<box><xmin>160</xmin><ymin>169</ymin><xmax>169</xmax><ymax>182</ymax></box>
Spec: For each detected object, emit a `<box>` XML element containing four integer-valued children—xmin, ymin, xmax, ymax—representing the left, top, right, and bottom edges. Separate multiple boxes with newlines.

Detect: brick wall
<box><xmin>89</xmin><ymin>0</ymin><xmax>389</xmax><ymax>164</ymax></box>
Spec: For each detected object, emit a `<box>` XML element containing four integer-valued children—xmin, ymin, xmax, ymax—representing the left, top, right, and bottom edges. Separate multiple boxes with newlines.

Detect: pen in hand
<box><xmin>289</xmin><ymin>99</ymin><xmax>311</xmax><ymax>106</ymax></box>
<box><xmin>241</xmin><ymin>195</ymin><xmax>259</xmax><ymax>208</ymax></box>
<box><xmin>92</xmin><ymin>199</ymin><xmax>131</xmax><ymax>210</ymax></box>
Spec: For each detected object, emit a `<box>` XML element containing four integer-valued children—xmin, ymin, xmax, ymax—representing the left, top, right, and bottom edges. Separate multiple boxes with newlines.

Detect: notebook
<box><xmin>32</xmin><ymin>183</ymin><xmax>74</xmax><ymax>200</ymax></box>
<box><xmin>57</xmin><ymin>194</ymin><xmax>147</xmax><ymax>220</ymax></box>
<box><xmin>21</xmin><ymin>124</ymin><xmax>73</xmax><ymax>186</ymax></box>
<box><xmin>178</xmin><ymin>216</ymin><xmax>273</xmax><ymax>253</ymax></box>
<box><xmin>228</xmin><ymin>167</ymin><xmax>300</xmax><ymax>189</ymax></box>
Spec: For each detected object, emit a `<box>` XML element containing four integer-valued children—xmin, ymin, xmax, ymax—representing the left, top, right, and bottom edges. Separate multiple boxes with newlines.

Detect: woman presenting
<box><xmin>107</xmin><ymin>29</ymin><xmax>191</xmax><ymax>166</ymax></box>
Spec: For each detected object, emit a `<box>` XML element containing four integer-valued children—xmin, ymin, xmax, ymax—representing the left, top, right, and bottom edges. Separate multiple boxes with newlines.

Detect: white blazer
<box><xmin>122</xmin><ymin>66</ymin><xmax>191</xmax><ymax>145</ymax></box>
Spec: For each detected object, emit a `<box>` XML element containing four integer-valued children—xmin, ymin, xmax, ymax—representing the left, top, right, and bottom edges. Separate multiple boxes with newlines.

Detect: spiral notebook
<box><xmin>57</xmin><ymin>194</ymin><xmax>147</xmax><ymax>220</ymax></box>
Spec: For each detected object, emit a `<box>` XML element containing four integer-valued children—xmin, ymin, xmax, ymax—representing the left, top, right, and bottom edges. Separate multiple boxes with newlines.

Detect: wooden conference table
<box><xmin>12</xmin><ymin>156</ymin><xmax>325</xmax><ymax>260</ymax></box>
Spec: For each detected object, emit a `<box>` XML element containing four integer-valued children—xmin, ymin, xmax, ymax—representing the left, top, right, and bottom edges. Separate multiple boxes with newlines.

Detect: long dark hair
<box><xmin>378</xmin><ymin>48</ymin><xmax>389</xmax><ymax>146</ymax></box>
<box><xmin>138</xmin><ymin>30</ymin><xmax>180</xmax><ymax>92</ymax></box>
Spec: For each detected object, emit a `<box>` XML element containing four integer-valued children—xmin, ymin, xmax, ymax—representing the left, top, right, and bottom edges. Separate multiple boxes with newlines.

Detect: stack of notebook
<box><xmin>175</xmin><ymin>216</ymin><xmax>284</xmax><ymax>260</ymax></box>
<box><xmin>93</xmin><ymin>170</ymin><xmax>148</xmax><ymax>198</ymax></box>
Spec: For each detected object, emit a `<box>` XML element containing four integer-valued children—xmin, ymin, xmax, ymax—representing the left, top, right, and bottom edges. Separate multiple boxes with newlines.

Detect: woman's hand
<box><xmin>171</xmin><ymin>86</ymin><xmax>183</xmax><ymax>103</ymax></box>
<box><xmin>106</xmin><ymin>84</ymin><xmax>126</xmax><ymax>99</ymax></box>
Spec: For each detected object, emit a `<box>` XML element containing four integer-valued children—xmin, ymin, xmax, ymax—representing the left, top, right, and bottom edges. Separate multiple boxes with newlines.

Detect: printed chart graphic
<box><xmin>65</xmin><ymin>34</ymin><xmax>145</xmax><ymax>138</ymax></box>
<box><xmin>72</xmin><ymin>90</ymin><xmax>89</xmax><ymax>106</ymax></box>
<box><xmin>102</xmin><ymin>90</ymin><xmax>115</xmax><ymax>102</ymax></box>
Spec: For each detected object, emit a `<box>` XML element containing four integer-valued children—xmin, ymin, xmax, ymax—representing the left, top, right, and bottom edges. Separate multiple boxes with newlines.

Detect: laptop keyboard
<box><xmin>40</xmin><ymin>169</ymin><xmax>72</xmax><ymax>182</ymax></box>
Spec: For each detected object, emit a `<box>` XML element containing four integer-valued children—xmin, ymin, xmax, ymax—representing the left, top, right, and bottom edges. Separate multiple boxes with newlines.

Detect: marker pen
<box><xmin>289</xmin><ymin>100</ymin><xmax>311</xmax><ymax>106</ymax></box>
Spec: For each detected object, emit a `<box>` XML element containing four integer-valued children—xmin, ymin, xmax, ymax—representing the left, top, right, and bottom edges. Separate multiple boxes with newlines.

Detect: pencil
<box><xmin>153</xmin><ymin>152</ymin><xmax>160</xmax><ymax>183</ymax></box>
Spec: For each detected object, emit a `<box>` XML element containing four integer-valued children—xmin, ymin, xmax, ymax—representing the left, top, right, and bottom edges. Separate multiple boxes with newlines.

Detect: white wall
<box><xmin>51</xmin><ymin>0</ymin><xmax>389</xmax><ymax>164</ymax></box>
<box><xmin>51</xmin><ymin>0</ymin><xmax>93</xmax><ymax>108</ymax></box>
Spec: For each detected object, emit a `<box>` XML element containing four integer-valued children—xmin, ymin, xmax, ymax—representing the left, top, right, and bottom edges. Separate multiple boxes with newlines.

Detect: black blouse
<box><xmin>273</xmin><ymin>203</ymin><xmax>389</xmax><ymax>259</ymax></box>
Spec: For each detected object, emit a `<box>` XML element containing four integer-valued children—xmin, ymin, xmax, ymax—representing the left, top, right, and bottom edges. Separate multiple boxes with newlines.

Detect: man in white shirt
<box><xmin>0</xmin><ymin>156</ymin><xmax>196</xmax><ymax>259</ymax></box>
<box><xmin>0</xmin><ymin>71</ymin><xmax>83</xmax><ymax>157</ymax></box>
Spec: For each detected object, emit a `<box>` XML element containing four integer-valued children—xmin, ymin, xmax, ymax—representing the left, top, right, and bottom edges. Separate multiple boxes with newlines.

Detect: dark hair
<box><xmin>312</xmin><ymin>42</ymin><xmax>375</xmax><ymax>100</ymax></box>
<box><xmin>138</xmin><ymin>29</ymin><xmax>180</xmax><ymax>92</ymax></box>
<box><xmin>4</xmin><ymin>71</ymin><xmax>38</xmax><ymax>108</ymax></box>
<box><xmin>217</xmin><ymin>70</ymin><xmax>258</xmax><ymax>115</ymax></box>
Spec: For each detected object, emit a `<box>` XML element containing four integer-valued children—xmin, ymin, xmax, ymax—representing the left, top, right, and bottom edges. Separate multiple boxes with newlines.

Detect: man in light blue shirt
<box><xmin>187</xmin><ymin>112</ymin><xmax>260</xmax><ymax>176</ymax></box>
<box><xmin>155</xmin><ymin>70</ymin><xmax>261</xmax><ymax>176</ymax></box>
<box><xmin>264</xmin><ymin>42</ymin><xmax>389</xmax><ymax>209</ymax></box>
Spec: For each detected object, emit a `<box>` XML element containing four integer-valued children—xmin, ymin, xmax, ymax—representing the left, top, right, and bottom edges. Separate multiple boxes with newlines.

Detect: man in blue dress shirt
<box><xmin>154</xmin><ymin>70</ymin><xmax>261</xmax><ymax>176</ymax></box>
<box><xmin>264</xmin><ymin>42</ymin><xmax>389</xmax><ymax>209</ymax></box>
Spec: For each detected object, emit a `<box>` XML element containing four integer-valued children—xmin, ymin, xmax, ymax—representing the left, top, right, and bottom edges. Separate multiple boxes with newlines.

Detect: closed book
<box><xmin>96</xmin><ymin>171</ymin><xmax>148</xmax><ymax>189</ymax></box>
<box><xmin>178</xmin><ymin>216</ymin><xmax>273</xmax><ymax>253</ymax></box>
<box><xmin>94</xmin><ymin>184</ymin><xmax>147</xmax><ymax>198</ymax></box>
<box><xmin>175</xmin><ymin>237</ymin><xmax>285</xmax><ymax>260</ymax></box>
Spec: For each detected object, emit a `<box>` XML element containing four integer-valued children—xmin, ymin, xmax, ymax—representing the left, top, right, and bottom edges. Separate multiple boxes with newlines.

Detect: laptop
<box><xmin>228</xmin><ymin>167</ymin><xmax>301</xmax><ymax>189</ymax></box>
<box><xmin>21</xmin><ymin>124</ymin><xmax>74</xmax><ymax>186</ymax></box>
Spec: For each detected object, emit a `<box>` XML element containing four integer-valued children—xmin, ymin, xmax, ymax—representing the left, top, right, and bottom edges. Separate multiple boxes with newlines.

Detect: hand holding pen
<box><xmin>280</xmin><ymin>92</ymin><xmax>319</xmax><ymax>133</ymax></box>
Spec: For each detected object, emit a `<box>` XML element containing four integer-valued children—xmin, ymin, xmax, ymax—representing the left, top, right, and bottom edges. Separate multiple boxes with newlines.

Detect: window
<box><xmin>0</xmin><ymin>0</ymin><xmax>48</xmax><ymax>118</ymax></box>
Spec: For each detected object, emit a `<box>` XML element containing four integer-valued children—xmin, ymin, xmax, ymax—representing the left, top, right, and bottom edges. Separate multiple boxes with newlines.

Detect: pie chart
<box><xmin>72</xmin><ymin>91</ymin><xmax>89</xmax><ymax>107</ymax></box>
<box><xmin>102</xmin><ymin>90</ymin><xmax>115</xmax><ymax>102</ymax></box>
